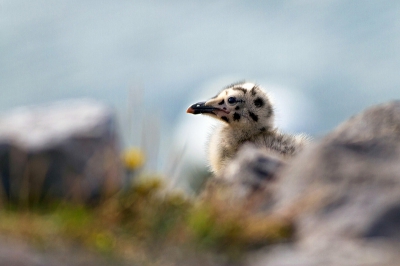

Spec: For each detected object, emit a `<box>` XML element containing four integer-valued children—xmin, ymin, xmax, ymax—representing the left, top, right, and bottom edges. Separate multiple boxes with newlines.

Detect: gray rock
<box><xmin>222</xmin><ymin>143</ymin><xmax>284</xmax><ymax>185</ymax></box>
<box><xmin>250</xmin><ymin>101</ymin><xmax>400</xmax><ymax>265</ymax></box>
<box><xmin>0</xmin><ymin>236</ymin><xmax>118</xmax><ymax>266</ymax></box>
<box><xmin>199</xmin><ymin>143</ymin><xmax>285</xmax><ymax>208</ymax></box>
<box><xmin>0</xmin><ymin>99</ymin><xmax>123</xmax><ymax>203</ymax></box>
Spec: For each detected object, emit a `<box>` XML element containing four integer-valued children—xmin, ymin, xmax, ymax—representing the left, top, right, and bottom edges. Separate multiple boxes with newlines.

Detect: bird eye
<box><xmin>227</xmin><ymin>97</ymin><xmax>236</xmax><ymax>104</ymax></box>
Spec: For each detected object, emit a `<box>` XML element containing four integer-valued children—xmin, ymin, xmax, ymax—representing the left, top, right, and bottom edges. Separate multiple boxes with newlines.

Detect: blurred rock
<box><xmin>0</xmin><ymin>99</ymin><xmax>123</xmax><ymax>203</ymax></box>
<box><xmin>250</xmin><ymin>101</ymin><xmax>400</xmax><ymax>265</ymax></box>
<box><xmin>199</xmin><ymin>144</ymin><xmax>285</xmax><ymax>210</ymax></box>
<box><xmin>222</xmin><ymin>143</ymin><xmax>284</xmax><ymax>187</ymax></box>
<box><xmin>222</xmin><ymin>144</ymin><xmax>284</xmax><ymax>205</ymax></box>
<box><xmin>0</xmin><ymin>236</ymin><xmax>116</xmax><ymax>266</ymax></box>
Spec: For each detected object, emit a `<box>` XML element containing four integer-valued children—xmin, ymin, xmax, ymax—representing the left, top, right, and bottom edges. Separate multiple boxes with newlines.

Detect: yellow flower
<box><xmin>122</xmin><ymin>148</ymin><xmax>145</xmax><ymax>170</ymax></box>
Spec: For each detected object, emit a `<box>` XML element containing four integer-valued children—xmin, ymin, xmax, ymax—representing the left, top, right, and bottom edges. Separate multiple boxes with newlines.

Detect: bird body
<box><xmin>208</xmin><ymin>125</ymin><xmax>307</xmax><ymax>175</ymax></box>
<box><xmin>187</xmin><ymin>82</ymin><xmax>309</xmax><ymax>175</ymax></box>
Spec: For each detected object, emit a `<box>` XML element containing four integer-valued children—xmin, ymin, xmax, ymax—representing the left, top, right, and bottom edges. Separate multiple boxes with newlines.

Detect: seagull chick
<box><xmin>187</xmin><ymin>82</ymin><xmax>309</xmax><ymax>176</ymax></box>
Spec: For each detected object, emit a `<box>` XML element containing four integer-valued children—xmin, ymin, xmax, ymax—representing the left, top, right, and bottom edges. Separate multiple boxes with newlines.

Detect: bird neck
<box><xmin>222</xmin><ymin>123</ymin><xmax>274</xmax><ymax>144</ymax></box>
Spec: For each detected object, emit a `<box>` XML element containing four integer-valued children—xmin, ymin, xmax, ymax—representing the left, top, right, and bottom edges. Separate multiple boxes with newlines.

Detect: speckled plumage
<box><xmin>187</xmin><ymin>82</ymin><xmax>309</xmax><ymax>175</ymax></box>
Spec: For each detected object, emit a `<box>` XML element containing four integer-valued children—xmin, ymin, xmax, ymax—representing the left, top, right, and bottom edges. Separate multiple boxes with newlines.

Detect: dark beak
<box><xmin>186</xmin><ymin>101</ymin><xmax>217</xmax><ymax>115</ymax></box>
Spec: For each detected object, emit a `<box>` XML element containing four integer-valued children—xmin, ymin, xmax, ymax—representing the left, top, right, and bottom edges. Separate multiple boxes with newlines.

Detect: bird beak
<box><xmin>186</xmin><ymin>101</ymin><xmax>218</xmax><ymax>115</ymax></box>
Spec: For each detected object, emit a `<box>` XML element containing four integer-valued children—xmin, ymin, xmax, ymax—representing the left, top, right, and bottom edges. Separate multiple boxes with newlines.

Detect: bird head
<box><xmin>187</xmin><ymin>82</ymin><xmax>274</xmax><ymax>132</ymax></box>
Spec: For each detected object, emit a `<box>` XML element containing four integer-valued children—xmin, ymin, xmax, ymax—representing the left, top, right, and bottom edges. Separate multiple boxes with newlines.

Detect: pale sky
<box><xmin>1</xmin><ymin>1</ymin><xmax>400</xmax><ymax>174</ymax></box>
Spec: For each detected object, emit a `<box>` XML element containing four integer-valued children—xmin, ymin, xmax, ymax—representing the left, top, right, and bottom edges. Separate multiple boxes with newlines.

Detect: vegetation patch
<box><xmin>0</xmin><ymin>176</ymin><xmax>293</xmax><ymax>264</ymax></box>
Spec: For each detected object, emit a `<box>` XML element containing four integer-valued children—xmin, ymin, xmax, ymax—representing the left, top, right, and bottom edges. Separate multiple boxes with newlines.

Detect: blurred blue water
<box><xmin>1</xmin><ymin>1</ymin><xmax>400</xmax><ymax>171</ymax></box>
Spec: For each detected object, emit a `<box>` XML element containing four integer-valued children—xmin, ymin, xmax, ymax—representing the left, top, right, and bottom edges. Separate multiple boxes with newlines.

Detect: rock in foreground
<box><xmin>251</xmin><ymin>101</ymin><xmax>400</xmax><ymax>265</ymax></box>
<box><xmin>0</xmin><ymin>99</ymin><xmax>123</xmax><ymax>203</ymax></box>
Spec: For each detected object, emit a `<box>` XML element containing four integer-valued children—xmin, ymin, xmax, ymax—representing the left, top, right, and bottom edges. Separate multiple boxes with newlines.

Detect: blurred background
<box><xmin>2</xmin><ymin>1</ymin><xmax>400</xmax><ymax>189</ymax></box>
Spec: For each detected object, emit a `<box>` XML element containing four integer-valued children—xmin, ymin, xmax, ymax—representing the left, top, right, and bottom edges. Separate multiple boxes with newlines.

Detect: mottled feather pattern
<box><xmin>188</xmin><ymin>82</ymin><xmax>310</xmax><ymax>175</ymax></box>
